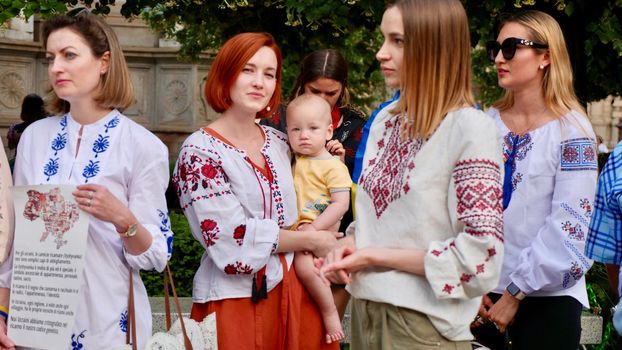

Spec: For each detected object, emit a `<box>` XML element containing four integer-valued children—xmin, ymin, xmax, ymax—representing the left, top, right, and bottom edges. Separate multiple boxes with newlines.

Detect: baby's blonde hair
<box><xmin>286</xmin><ymin>93</ymin><xmax>332</xmax><ymax>125</ymax></box>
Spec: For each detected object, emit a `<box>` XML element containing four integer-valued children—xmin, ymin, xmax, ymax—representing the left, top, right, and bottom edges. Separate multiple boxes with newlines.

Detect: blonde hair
<box><xmin>43</xmin><ymin>12</ymin><xmax>134</xmax><ymax>114</ymax></box>
<box><xmin>286</xmin><ymin>93</ymin><xmax>332</xmax><ymax>125</ymax></box>
<box><xmin>493</xmin><ymin>10</ymin><xmax>586</xmax><ymax>117</ymax></box>
<box><xmin>391</xmin><ymin>0</ymin><xmax>474</xmax><ymax>139</ymax></box>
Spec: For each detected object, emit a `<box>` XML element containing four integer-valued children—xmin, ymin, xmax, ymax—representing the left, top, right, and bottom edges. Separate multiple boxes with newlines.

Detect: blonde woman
<box><xmin>473</xmin><ymin>10</ymin><xmax>597</xmax><ymax>350</ymax></box>
<box><xmin>319</xmin><ymin>0</ymin><xmax>504</xmax><ymax>348</ymax></box>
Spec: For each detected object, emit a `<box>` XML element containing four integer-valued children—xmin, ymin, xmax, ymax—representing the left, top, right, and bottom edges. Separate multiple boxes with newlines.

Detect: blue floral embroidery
<box><xmin>92</xmin><ymin>134</ymin><xmax>110</xmax><ymax>158</ymax></box>
<box><xmin>51</xmin><ymin>133</ymin><xmax>67</xmax><ymax>155</ymax></box>
<box><xmin>71</xmin><ymin>330</ymin><xmax>86</xmax><ymax>350</ymax></box>
<box><xmin>158</xmin><ymin>209</ymin><xmax>173</xmax><ymax>257</ymax></box>
<box><xmin>44</xmin><ymin>158</ymin><xmax>60</xmax><ymax>181</ymax></box>
<box><xmin>119</xmin><ymin>309</ymin><xmax>128</xmax><ymax>333</ymax></box>
<box><xmin>82</xmin><ymin>160</ymin><xmax>100</xmax><ymax>183</ymax></box>
<box><xmin>44</xmin><ymin>114</ymin><xmax>120</xmax><ymax>183</ymax></box>
<box><xmin>104</xmin><ymin>116</ymin><xmax>120</xmax><ymax>133</ymax></box>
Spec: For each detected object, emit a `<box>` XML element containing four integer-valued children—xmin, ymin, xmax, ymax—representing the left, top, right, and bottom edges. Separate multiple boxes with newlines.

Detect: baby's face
<box><xmin>287</xmin><ymin>106</ymin><xmax>332</xmax><ymax>157</ymax></box>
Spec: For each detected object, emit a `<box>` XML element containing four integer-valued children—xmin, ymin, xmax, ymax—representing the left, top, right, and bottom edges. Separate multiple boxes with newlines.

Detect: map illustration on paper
<box><xmin>23</xmin><ymin>187</ymin><xmax>79</xmax><ymax>249</ymax></box>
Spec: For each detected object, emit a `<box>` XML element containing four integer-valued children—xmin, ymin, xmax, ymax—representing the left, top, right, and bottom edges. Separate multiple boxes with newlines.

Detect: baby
<box><xmin>286</xmin><ymin>94</ymin><xmax>352</xmax><ymax>344</ymax></box>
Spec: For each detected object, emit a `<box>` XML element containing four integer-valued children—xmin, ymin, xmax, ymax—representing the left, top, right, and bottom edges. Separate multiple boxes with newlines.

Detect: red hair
<box><xmin>205</xmin><ymin>32</ymin><xmax>282</xmax><ymax>119</ymax></box>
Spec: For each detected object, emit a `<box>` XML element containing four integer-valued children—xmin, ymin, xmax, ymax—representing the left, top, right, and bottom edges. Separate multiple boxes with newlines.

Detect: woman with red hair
<box><xmin>173</xmin><ymin>32</ymin><xmax>340</xmax><ymax>349</ymax></box>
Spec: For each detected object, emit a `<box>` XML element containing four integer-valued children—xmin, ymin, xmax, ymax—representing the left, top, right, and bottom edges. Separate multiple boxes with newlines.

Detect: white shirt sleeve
<box><xmin>510</xmin><ymin>134</ymin><xmax>597</xmax><ymax>294</ymax></box>
<box><xmin>173</xmin><ymin>140</ymin><xmax>280</xmax><ymax>276</ymax></box>
<box><xmin>123</xmin><ymin>137</ymin><xmax>172</xmax><ymax>272</ymax></box>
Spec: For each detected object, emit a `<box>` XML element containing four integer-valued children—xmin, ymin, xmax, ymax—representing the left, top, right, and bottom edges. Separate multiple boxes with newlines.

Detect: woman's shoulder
<box><xmin>120</xmin><ymin>114</ymin><xmax>167</xmax><ymax>151</ymax></box>
<box><xmin>559</xmin><ymin>109</ymin><xmax>596</xmax><ymax>141</ymax></box>
<box><xmin>446</xmin><ymin>106</ymin><xmax>496</xmax><ymax>131</ymax></box>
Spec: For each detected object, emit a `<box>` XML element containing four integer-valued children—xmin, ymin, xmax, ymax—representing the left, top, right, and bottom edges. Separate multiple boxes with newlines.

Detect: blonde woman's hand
<box><xmin>73</xmin><ymin>184</ymin><xmax>137</xmax><ymax>233</ymax></box>
<box><xmin>488</xmin><ymin>291</ymin><xmax>519</xmax><ymax>333</ymax></box>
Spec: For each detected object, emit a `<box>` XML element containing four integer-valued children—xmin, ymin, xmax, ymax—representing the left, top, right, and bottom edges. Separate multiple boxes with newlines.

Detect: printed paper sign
<box><xmin>7</xmin><ymin>185</ymin><xmax>88</xmax><ymax>349</ymax></box>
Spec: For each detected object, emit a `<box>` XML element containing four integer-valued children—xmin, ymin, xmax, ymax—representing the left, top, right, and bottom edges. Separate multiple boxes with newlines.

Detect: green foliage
<box><xmin>141</xmin><ymin>211</ymin><xmax>202</xmax><ymax>297</ymax></box>
<box><xmin>585</xmin><ymin>262</ymin><xmax>620</xmax><ymax>349</ymax></box>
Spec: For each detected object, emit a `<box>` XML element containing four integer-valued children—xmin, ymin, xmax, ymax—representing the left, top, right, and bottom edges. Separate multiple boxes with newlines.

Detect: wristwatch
<box><xmin>120</xmin><ymin>223</ymin><xmax>138</xmax><ymax>238</ymax></box>
<box><xmin>506</xmin><ymin>282</ymin><xmax>526</xmax><ymax>301</ymax></box>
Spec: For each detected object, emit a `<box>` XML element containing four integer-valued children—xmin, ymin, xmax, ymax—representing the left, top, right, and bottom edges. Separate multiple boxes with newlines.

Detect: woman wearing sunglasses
<box><xmin>472</xmin><ymin>10</ymin><xmax>597</xmax><ymax>350</ymax></box>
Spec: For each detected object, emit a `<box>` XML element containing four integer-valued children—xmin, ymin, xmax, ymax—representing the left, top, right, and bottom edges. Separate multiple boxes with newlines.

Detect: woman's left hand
<box><xmin>326</xmin><ymin>140</ymin><xmax>345</xmax><ymax>161</ymax></box>
<box><xmin>488</xmin><ymin>291</ymin><xmax>520</xmax><ymax>333</ymax></box>
<box><xmin>73</xmin><ymin>184</ymin><xmax>136</xmax><ymax>233</ymax></box>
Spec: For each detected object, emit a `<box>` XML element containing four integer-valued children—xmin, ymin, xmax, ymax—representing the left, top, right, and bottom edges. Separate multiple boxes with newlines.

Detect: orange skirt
<box><xmin>190</xmin><ymin>256</ymin><xmax>339</xmax><ymax>350</ymax></box>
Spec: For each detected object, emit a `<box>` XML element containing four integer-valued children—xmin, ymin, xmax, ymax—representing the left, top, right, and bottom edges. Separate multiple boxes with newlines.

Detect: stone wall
<box><xmin>588</xmin><ymin>96</ymin><xmax>622</xmax><ymax>150</ymax></box>
<box><xmin>0</xmin><ymin>4</ymin><xmax>216</xmax><ymax>163</ymax></box>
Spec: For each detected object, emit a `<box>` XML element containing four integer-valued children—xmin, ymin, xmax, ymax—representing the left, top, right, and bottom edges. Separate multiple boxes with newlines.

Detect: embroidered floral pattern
<box><xmin>200</xmin><ymin>219</ymin><xmax>219</xmax><ymax>247</ymax></box>
<box><xmin>439</xmin><ymin>245</ymin><xmax>498</xmax><ymax>295</ymax></box>
<box><xmin>82</xmin><ymin>160</ymin><xmax>100</xmax><ymax>182</ymax></box>
<box><xmin>71</xmin><ymin>330</ymin><xmax>86</xmax><ymax>350</ymax></box>
<box><xmin>453</xmin><ymin>159</ymin><xmax>503</xmax><ymax>240</ymax></box>
<box><xmin>233</xmin><ymin>224</ymin><xmax>246</xmax><ymax>246</ymax></box>
<box><xmin>560</xmin><ymin>202</ymin><xmax>590</xmax><ymax>230</ymax></box>
<box><xmin>43</xmin><ymin>113</ymin><xmax>120</xmax><ymax>184</ymax></box>
<box><xmin>560</xmin><ymin>138</ymin><xmax>598</xmax><ymax>171</ymax></box>
<box><xmin>174</xmin><ymin>147</ymin><xmax>231</xmax><ymax>208</ymax></box>
<box><xmin>224</xmin><ymin>261</ymin><xmax>253</xmax><ymax>275</ymax></box>
<box><xmin>359</xmin><ymin>116</ymin><xmax>424</xmax><ymax>218</ymax></box>
<box><xmin>579</xmin><ymin>198</ymin><xmax>593</xmax><ymax>217</ymax></box>
<box><xmin>44</xmin><ymin>158</ymin><xmax>60</xmax><ymax>181</ymax></box>
<box><xmin>119</xmin><ymin>309</ymin><xmax>128</xmax><ymax>333</ymax></box>
<box><xmin>562</xmin><ymin>261</ymin><xmax>585</xmax><ymax>288</ymax></box>
<box><xmin>92</xmin><ymin>134</ymin><xmax>110</xmax><ymax>157</ymax></box>
<box><xmin>561</xmin><ymin>221</ymin><xmax>584</xmax><ymax>241</ymax></box>
<box><xmin>104</xmin><ymin>116</ymin><xmax>120</xmax><ymax>132</ymax></box>
<box><xmin>503</xmin><ymin>132</ymin><xmax>533</xmax><ymax>191</ymax></box>
<box><xmin>52</xmin><ymin>133</ymin><xmax>67</xmax><ymax>154</ymax></box>
<box><xmin>158</xmin><ymin>209</ymin><xmax>173</xmax><ymax>257</ymax></box>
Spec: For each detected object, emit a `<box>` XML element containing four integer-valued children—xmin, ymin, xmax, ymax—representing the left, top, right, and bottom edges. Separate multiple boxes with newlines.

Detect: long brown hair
<box><xmin>391</xmin><ymin>0</ymin><xmax>474</xmax><ymax>139</ymax></box>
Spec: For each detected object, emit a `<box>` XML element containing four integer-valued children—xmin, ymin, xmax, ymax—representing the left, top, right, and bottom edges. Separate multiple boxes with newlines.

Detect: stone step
<box><xmin>149</xmin><ymin>298</ymin><xmax>601</xmax><ymax>345</ymax></box>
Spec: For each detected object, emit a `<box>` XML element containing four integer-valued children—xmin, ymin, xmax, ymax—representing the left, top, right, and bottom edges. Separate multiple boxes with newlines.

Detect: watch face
<box><xmin>507</xmin><ymin>283</ymin><xmax>520</xmax><ymax>295</ymax></box>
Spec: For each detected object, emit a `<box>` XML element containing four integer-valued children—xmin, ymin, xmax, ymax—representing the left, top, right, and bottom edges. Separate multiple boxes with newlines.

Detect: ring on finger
<box><xmin>87</xmin><ymin>198</ymin><xmax>92</xmax><ymax>207</ymax></box>
<box><xmin>89</xmin><ymin>191</ymin><xmax>94</xmax><ymax>200</ymax></box>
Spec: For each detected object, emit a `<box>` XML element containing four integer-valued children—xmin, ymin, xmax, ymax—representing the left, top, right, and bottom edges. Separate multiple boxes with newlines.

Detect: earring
<box><xmin>266</xmin><ymin>106</ymin><xmax>271</xmax><ymax>112</ymax></box>
<box><xmin>539</xmin><ymin>64</ymin><xmax>544</xmax><ymax>69</ymax></box>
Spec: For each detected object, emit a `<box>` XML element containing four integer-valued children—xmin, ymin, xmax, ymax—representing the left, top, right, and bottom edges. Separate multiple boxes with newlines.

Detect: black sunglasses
<box><xmin>486</xmin><ymin>37</ymin><xmax>548</xmax><ymax>62</ymax></box>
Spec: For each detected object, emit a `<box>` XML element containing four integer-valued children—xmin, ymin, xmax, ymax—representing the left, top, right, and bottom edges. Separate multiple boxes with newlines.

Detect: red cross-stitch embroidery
<box><xmin>453</xmin><ymin>159</ymin><xmax>503</xmax><ymax>241</ymax></box>
<box><xmin>359</xmin><ymin>116</ymin><xmax>423</xmax><ymax>218</ymax></box>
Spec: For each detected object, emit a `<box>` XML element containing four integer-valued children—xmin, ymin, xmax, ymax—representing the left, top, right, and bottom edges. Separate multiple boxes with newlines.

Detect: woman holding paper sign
<box><xmin>0</xmin><ymin>11</ymin><xmax>172</xmax><ymax>350</ymax></box>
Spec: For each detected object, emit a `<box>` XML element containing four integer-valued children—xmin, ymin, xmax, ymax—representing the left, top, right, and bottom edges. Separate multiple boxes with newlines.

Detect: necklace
<box><xmin>502</xmin><ymin>105</ymin><xmax>549</xmax><ymax>136</ymax></box>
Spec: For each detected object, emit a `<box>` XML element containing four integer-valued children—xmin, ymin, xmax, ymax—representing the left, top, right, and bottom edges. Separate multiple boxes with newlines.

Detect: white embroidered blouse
<box><xmin>349</xmin><ymin>102</ymin><xmax>504</xmax><ymax>341</ymax></box>
<box><xmin>172</xmin><ymin>126</ymin><xmax>298</xmax><ymax>302</ymax></box>
<box><xmin>0</xmin><ymin>110</ymin><xmax>172</xmax><ymax>349</ymax></box>
<box><xmin>488</xmin><ymin>107</ymin><xmax>597</xmax><ymax>307</ymax></box>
